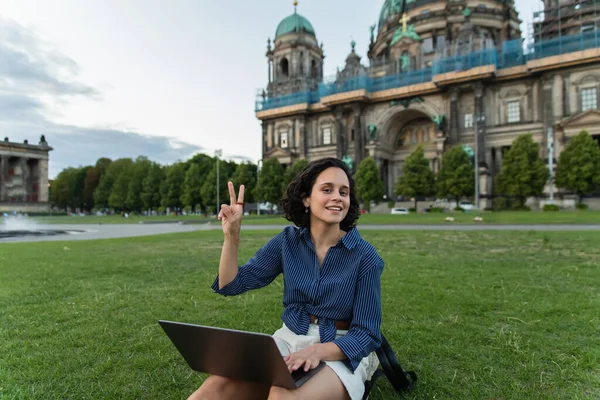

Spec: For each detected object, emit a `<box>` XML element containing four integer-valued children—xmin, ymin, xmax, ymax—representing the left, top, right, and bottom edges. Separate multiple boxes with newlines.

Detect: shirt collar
<box><xmin>298</xmin><ymin>226</ymin><xmax>360</xmax><ymax>250</ymax></box>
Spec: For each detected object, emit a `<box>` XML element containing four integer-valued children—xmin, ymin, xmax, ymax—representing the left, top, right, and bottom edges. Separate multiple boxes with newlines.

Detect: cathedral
<box><xmin>255</xmin><ymin>0</ymin><xmax>600</xmax><ymax>208</ymax></box>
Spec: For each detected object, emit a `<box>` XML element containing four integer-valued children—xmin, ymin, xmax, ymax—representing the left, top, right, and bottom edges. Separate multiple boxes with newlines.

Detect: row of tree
<box><xmin>384</xmin><ymin>131</ymin><xmax>600</xmax><ymax>210</ymax></box>
<box><xmin>50</xmin><ymin>153</ymin><xmax>311</xmax><ymax>214</ymax></box>
<box><xmin>50</xmin><ymin>130</ymin><xmax>600</xmax><ymax>213</ymax></box>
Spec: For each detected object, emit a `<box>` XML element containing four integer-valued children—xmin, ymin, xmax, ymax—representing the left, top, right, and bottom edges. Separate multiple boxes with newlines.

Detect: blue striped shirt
<box><xmin>211</xmin><ymin>226</ymin><xmax>384</xmax><ymax>372</ymax></box>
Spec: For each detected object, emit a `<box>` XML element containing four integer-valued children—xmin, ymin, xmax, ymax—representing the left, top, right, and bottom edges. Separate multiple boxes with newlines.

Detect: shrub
<box><xmin>543</xmin><ymin>204</ymin><xmax>560</xmax><ymax>212</ymax></box>
<box><xmin>408</xmin><ymin>208</ymin><xmax>417</xmax><ymax>213</ymax></box>
<box><xmin>454</xmin><ymin>206</ymin><xmax>465</xmax><ymax>212</ymax></box>
<box><xmin>388</xmin><ymin>200</ymin><xmax>396</xmax><ymax>209</ymax></box>
<box><xmin>576</xmin><ymin>203</ymin><xmax>589</xmax><ymax>210</ymax></box>
<box><xmin>429</xmin><ymin>207</ymin><xmax>444</xmax><ymax>213</ymax></box>
<box><xmin>493</xmin><ymin>197</ymin><xmax>508</xmax><ymax>211</ymax></box>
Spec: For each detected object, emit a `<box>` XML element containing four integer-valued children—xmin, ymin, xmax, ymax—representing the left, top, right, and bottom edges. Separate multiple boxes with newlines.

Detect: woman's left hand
<box><xmin>284</xmin><ymin>344</ymin><xmax>323</xmax><ymax>372</ymax></box>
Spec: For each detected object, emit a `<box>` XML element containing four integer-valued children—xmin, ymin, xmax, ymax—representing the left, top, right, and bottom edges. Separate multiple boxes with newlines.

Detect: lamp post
<box><xmin>547</xmin><ymin>128</ymin><xmax>555</xmax><ymax>203</ymax></box>
<box><xmin>215</xmin><ymin>149</ymin><xmax>222</xmax><ymax>217</ymax></box>
<box><xmin>475</xmin><ymin>112</ymin><xmax>486</xmax><ymax>209</ymax></box>
<box><xmin>256</xmin><ymin>159</ymin><xmax>263</xmax><ymax>216</ymax></box>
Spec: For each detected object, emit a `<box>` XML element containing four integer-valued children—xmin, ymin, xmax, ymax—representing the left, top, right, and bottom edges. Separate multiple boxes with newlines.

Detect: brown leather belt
<box><xmin>309</xmin><ymin>315</ymin><xmax>350</xmax><ymax>331</ymax></box>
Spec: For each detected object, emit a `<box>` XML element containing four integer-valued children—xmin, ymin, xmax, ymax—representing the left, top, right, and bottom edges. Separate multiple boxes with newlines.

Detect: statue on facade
<box><xmin>433</xmin><ymin>115</ymin><xmax>446</xmax><ymax>133</ymax></box>
<box><xmin>341</xmin><ymin>155</ymin><xmax>353</xmax><ymax>170</ymax></box>
<box><xmin>368</xmin><ymin>124</ymin><xmax>378</xmax><ymax>141</ymax></box>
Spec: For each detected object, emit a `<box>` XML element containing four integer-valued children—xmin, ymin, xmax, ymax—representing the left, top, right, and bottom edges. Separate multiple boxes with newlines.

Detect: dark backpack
<box><xmin>362</xmin><ymin>334</ymin><xmax>417</xmax><ymax>399</ymax></box>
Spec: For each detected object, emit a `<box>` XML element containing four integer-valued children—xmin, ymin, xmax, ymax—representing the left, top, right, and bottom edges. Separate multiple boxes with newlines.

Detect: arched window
<box><xmin>280</xmin><ymin>58</ymin><xmax>289</xmax><ymax>77</ymax></box>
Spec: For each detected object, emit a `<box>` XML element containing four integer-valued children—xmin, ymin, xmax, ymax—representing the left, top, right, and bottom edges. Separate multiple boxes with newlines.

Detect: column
<box><xmin>473</xmin><ymin>83</ymin><xmax>487</xmax><ymax>167</ymax></box>
<box><xmin>353</xmin><ymin>105</ymin><xmax>363</xmax><ymax>170</ymax></box>
<box><xmin>474</xmin><ymin>82</ymin><xmax>490</xmax><ymax>208</ymax></box>
<box><xmin>268</xmin><ymin>61</ymin><xmax>272</xmax><ymax>83</ymax></box>
<box><xmin>38</xmin><ymin>158</ymin><xmax>49</xmax><ymax>203</ymax></box>
<box><xmin>20</xmin><ymin>157</ymin><xmax>29</xmax><ymax>202</ymax></box>
<box><xmin>532</xmin><ymin>81</ymin><xmax>540</xmax><ymax>122</ymax></box>
<box><xmin>335</xmin><ymin>109</ymin><xmax>344</xmax><ymax>159</ymax></box>
<box><xmin>449</xmin><ymin>87</ymin><xmax>460</xmax><ymax>144</ymax></box>
<box><xmin>483</xmin><ymin>147</ymin><xmax>493</xmax><ymax>196</ymax></box>
<box><xmin>387</xmin><ymin>161</ymin><xmax>394</xmax><ymax>198</ymax></box>
<box><xmin>553</xmin><ymin>74</ymin><xmax>564</xmax><ymax>120</ymax></box>
<box><xmin>297</xmin><ymin>117</ymin><xmax>307</xmax><ymax>158</ymax></box>
<box><xmin>496</xmin><ymin>146</ymin><xmax>503</xmax><ymax>173</ymax></box>
<box><xmin>0</xmin><ymin>155</ymin><xmax>6</xmax><ymax>202</ymax></box>
<box><xmin>262</xmin><ymin>122</ymin><xmax>268</xmax><ymax>156</ymax></box>
<box><xmin>291</xmin><ymin>119</ymin><xmax>296</xmax><ymax>149</ymax></box>
<box><xmin>267</xmin><ymin>123</ymin><xmax>273</xmax><ymax>148</ymax></box>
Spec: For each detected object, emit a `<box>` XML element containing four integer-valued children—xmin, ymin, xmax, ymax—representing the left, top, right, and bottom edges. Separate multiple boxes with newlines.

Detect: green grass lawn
<box><xmin>30</xmin><ymin>210</ymin><xmax>600</xmax><ymax>225</ymax></box>
<box><xmin>1</xmin><ymin>230</ymin><xmax>599</xmax><ymax>399</ymax></box>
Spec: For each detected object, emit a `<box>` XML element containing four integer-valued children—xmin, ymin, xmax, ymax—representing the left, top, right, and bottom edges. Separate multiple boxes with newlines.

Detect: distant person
<box><xmin>188</xmin><ymin>158</ymin><xmax>384</xmax><ymax>400</ymax></box>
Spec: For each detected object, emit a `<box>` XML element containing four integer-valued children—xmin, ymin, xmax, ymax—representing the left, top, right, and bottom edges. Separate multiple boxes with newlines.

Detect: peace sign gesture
<box><xmin>218</xmin><ymin>182</ymin><xmax>245</xmax><ymax>237</ymax></box>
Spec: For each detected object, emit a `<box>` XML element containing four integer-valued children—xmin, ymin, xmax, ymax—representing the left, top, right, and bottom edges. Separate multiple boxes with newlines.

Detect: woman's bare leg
<box><xmin>188</xmin><ymin>375</ymin><xmax>270</xmax><ymax>400</ymax></box>
<box><xmin>267</xmin><ymin>366</ymin><xmax>351</xmax><ymax>400</ymax></box>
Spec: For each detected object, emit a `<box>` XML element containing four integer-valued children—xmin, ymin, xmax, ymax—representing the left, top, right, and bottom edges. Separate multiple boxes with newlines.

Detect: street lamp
<box><xmin>475</xmin><ymin>113</ymin><xmax>485</xmax><ymax>209</ymax></box>
<box><xmin>547</xmin><ymin>128</ymin><xmax>555</xmax><ymax>203</ymax></box>
<box><xmin>256</xmin><ymin>159</ymin><xmax>263</xmax><ymax>216</ymax></box>
<box><xmin>215</xmin><ymin>149</ymin><xmax>222</xmax><ymax>217</ymax></box>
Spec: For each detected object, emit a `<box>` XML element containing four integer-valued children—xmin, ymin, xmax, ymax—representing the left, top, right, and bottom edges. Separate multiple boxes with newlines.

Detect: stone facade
<box><xmin>0</xmin><ymin>136</ymin><xmax>53</xmax><ymax>213</ymax></box>
<box><xmin>256</xmin><ymin>0</ymin><xmax>600</xmax><ymax>208</ymax></box>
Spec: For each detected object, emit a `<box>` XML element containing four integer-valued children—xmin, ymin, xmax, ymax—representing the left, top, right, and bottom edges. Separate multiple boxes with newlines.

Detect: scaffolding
<box><xmin>530</xmin><ymin>0</ymin><xmax>600</xmax><ymax>46</ymax></box>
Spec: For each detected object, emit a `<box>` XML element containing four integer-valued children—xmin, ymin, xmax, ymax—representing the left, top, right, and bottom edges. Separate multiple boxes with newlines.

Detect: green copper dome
<box><xmin>379</xmin><ymin>0</ymin><xmax>427</xmax><ymax>33</ymax></box>
<box><xmin>275</xmin><ymin>11</ymin><xmax>316</xmax><ymax>38</ymax></box>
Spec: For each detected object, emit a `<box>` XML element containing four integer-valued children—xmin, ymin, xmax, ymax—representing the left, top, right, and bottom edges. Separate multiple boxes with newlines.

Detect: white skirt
<box><xmin>272</xmin><ymin>323</ymin><xmax>379</xmax><ymax>400</ymax></box>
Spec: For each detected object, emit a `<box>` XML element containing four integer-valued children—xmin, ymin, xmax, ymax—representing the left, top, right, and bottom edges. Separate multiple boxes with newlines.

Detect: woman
<box><xmin>189</xmin><ymin>157</ymin><xmax>384</xmax><ymax>400</ymax></box>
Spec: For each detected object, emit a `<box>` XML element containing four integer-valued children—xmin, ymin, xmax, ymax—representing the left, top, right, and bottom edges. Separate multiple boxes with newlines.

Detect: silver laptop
<box><xmin>159</xmin><ymin>320</ymin><xmax>325</xmax><ymax>389</ymax></box>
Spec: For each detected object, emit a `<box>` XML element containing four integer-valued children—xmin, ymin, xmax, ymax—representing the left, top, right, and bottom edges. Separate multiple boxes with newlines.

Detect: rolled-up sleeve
<box><xmin>333</xmin><ymin>252</ymin><xmax>384</xmax><ymax>372</ymax></box>
<box><xmin>211</xmin><ymin>231</ymin><xmax>284</xmax><ymax>296</ymax></box>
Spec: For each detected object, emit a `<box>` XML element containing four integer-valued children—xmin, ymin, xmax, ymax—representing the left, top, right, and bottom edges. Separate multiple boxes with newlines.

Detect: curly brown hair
<box><xmin>280</xmin><ymin>157</ymin><xmax>360</xmax><ymax>231</ymax></box>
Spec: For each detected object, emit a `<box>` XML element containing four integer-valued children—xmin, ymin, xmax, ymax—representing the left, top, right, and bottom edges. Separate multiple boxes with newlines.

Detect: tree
<box><xmin>496</xmin><ymin>133</ymin><xmax>549</xmax><ymax>208</ymax></box>
<box><xmin>200</xmin><ymin>160</ymin><xmax>234</xmax><ymax>214</ymax></box>
<box><xmin>82</xmin><ymin>167</ymin><xmax>100</xmax><ymax>211</ymax></box>
<box><xmin>231</xmin><ymin>162</ymin><xmax>258</xmax><ymax>204</ymax></box>
<box><xmin>436</xmin><ymin>145</ymin><xmax>475</xmax><ymax>207</ymax></box>
<box><xmin>282</xmin><ymin>158</ymin><xmax>309</xmax><ymax>191</ymax></box>
<box><xmin>50</xmin><ymin>167</ymin><xmax>78</xmax><ymax>211</ymax></box>
<box><xmin>141</xmin><ymin>163</ymin><xmax>164</xmax><ymax>212</ymax></box>
<box><xmin>253</xmin><ymin>157</ymin><xmax>284</xmax><ymax>210</ymax></box>
<box><xmin>126</xmin><ymin>156</ymin><xmax>152</xmax><ymax>212</ymax></box>
<box><xmin>181</xmin><ymin>163</ymin><xmax>203</xmax><ymax>212</ymax></box>
<box><xmin>395</xmin><ymin>146</ymin><xmax>435</xmax><ymax>210</ymax></box>
<box><xmin>354</xmin><ymin>157</ymin><xmax>385</xmax><ymax>212</ymax></box>
<box><xmin>161</xmin><ymin>162</ymin><xmax>186</xmax><ymax>211</ymax></box>
<box><xmin>50</xmin><ymin>167</ymin><xmax>88</xmax><ymax>211</ymax></box>
<box><xmin>94</xmin><ymin>157</ymin><xmax>112</xmax><ymax>177</ymax></box>
<box><xmin>95</xmin><ymin>158</ymin><xmax>133</xmax><ymax>211</ymax></box>
<box><xmin>556</xmin><ymin>130</ymin><xmax>600</xmax><ymax>204</ymax></box>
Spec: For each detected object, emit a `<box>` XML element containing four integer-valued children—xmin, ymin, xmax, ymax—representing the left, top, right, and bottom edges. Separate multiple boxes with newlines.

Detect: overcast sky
<box><xmin>0</xmin><ymin>0</ymin><xmax>539</xmax><ymax>178</ymax></box>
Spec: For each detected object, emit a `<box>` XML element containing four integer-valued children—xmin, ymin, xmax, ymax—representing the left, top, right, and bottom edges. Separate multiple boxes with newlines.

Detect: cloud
<box><xmin>0</xmin><ymin>17</ymin><xmax>98</xmax><ymax>98</ymax></box>
<box><xmin>0</xmin><ymin>17</ymin><xmax>209</xmax><ymax>178</ymax></box>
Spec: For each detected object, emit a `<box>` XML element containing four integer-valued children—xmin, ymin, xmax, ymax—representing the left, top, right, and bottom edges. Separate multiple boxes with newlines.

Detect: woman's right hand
<box><xmin>218</xmin><ymin>182</ymin><xmax>245</xmax><ymax>237</ymax></box>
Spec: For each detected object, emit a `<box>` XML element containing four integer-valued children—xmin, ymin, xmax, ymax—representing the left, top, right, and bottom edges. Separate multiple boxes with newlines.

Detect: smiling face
<box><xmin>303</xmin><ymin>167</ymin><xmax>351</xmax><ymax>228</ymax></box>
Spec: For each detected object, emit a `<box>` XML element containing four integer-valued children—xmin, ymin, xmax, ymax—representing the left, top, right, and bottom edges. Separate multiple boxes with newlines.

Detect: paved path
<box><xmin>2</xmin><ymin>222</ymin><xmax>600</xmax><ymax>243</ymax></box>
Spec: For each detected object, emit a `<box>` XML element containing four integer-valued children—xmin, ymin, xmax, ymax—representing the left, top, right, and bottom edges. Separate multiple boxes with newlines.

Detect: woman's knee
<box><xmin>188</xmin><ymin>376</ymin><xmax>231</xmax><ymax>400</ymax></box>
<box><xmin>189</xmin><ymin>375</ymin><xmax>270</xmax><ymax>400</ymax></box>
<box><xmin>204</xmin><ymin>375</ymin><xmax>231</xmax><ymax>389</ymax></box>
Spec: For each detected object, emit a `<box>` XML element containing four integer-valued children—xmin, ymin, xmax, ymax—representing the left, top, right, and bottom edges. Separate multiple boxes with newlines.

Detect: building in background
<box><xmin>255</xmin><ymin>0</ymin><xmax>600</xmax><ymax>208</ymax></box>
<box><xmin>0</xmin><ymin>136</ymin><xmax>52</xmax><ymax>213</ymax></box>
